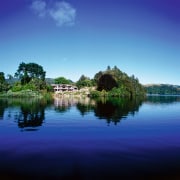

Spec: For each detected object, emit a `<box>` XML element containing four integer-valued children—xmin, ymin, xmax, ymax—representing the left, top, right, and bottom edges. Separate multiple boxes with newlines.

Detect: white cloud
<box><xmin>31</xmin><ymin>0</ymin><xmax>76</xmax><ymax>27</ymax></box>
<box><xmin>49</xmin><ymin>2</ymin><xmax>76</xmax><ymax>26</ymax></box>
<box><xmin>31</xmin><ymin>0</ymin><xmax>46</xmax><ymax>17</ymax></box>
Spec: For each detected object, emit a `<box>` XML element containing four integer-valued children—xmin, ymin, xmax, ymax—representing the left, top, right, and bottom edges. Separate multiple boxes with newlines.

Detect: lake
<box><xmin>0</xmin><ymin>96</ymin><xmax>180</xmax><ymax>180</ymax></box>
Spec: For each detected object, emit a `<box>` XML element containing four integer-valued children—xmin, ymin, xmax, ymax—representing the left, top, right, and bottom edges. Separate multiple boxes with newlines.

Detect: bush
<box><xmin>90</xmin><ymin>90</ymin><xmax>102</xmax><ymax>97</ymax></box>
<box><xmin>6</xmin><ymin>89</ymin><xmax>42</xmax><ymax>98</ymax></box>
<box><xmin>90</xmin><ymin>90</ymin><xmax>108</xmax><ymax>97</ymax></box>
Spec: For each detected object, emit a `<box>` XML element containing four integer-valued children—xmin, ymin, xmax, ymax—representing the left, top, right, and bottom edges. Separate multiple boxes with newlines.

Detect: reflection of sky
<box><xmin>0</xmin><ymin>101</ymin><xmax>180</xmax><ymax>178</ymax></box>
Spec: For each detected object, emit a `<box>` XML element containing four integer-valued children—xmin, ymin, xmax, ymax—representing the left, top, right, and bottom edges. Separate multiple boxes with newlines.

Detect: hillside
<box><xmin>6</xmin><ymin>78</ymin><xmax>55</xmax><ymax>85</ymax></box>
<box><xmin>145</xmin><ymin>84</ymin><xmax>180</xmax><ymax>95</ymax></box>
<box><xmin>91</xmin><ymin>66</ymin><xmax>146</xmax><ymax>97</ymax></box>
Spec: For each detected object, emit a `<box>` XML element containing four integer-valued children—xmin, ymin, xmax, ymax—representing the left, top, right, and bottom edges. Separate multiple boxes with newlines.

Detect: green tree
<box><xmin>0</xmin><ymin>72</ymin><xmax>5</xmax><ymax>83</ymax></box>
<box><xmin>76</xmin><ymin>75</ymin><xmax>93</xmax><ymax>89</ymax></box>
<box><xmin>94</xmin><ymin>71</ymin><xmax>103</xmax><ymax>83</ymax></box>
<box><xmin>107</xmin><ymin>65</ymin><xmax>111</xmax><ymax>71</ymax></box>
<box><xmin>15</xmin><ymin>62</ymin><xmax>46</xmax><ymax>85</ymax></box>
<box><xmin>54</xmin><ymin>77</ymin><xmax>72</xmax><ymax>84</ymax></box>
<box><xmin>0</xmin><ymin>72</ymin><xmax>8</xmax><ymax>92</ymax></box>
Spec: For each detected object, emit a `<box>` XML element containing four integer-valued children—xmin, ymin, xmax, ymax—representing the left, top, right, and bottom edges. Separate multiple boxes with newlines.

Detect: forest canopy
<box><xmin>91</xmin><ymin>66</ymin><xmax>146</xmax><ymax>97</ymax></box>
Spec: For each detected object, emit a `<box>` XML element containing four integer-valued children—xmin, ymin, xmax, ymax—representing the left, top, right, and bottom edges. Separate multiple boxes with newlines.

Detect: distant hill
<box><xmin>45</xmin><ymin>78</ymin><xmax>55</xmax><ymax>84</ymax></box>
<box><xmin>6</xmin><ymin>78</ymin><xmax>55</xmax><ymax>85</ymax></box>
<box><xmin>144</xmin><ymin>84</ymin><xmax>180</xmax><ymax>95</ymax></box>
<box><xmin>5</xmin><ymin>78</ymin><xmax>19</xmax><ymax>85</ymax></box>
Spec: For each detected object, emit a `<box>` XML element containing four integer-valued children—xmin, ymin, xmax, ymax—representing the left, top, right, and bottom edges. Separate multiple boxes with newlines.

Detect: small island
<box><xmin>0</xmin><ymin>62</ymin><xmax>147</xmax><ymax>99</ymax></box>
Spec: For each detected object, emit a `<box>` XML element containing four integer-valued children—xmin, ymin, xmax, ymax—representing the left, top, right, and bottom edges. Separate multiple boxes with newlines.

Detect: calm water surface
<box><xmin>0</xmin><ymin>96</ymin><xmax>180</xmax><ymax>180</ymax></box>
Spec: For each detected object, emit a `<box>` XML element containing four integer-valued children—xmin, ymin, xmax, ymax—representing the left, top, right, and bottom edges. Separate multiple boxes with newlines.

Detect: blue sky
<box><xmin>0</xmin><ymin>0</ymin><xmax>180</xmax><ymax>85</ymax></box>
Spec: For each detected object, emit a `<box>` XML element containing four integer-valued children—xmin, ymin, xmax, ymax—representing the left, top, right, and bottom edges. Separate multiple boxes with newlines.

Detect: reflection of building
<box><xmin>54</xmin><ymin>97</ymin><xmax>95</xmax><ymax>107</ymax></box>
<box><xmin>51</xmin><ymin>84</ymin><xmax>78</xmax><ymax>93</ymax></box>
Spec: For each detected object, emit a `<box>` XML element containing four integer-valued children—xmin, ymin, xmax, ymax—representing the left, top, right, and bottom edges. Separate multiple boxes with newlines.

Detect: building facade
<box><xmin>51</xmin><ymin>84</ymin><xmax>78</xmax><ymax>93</ymax></box>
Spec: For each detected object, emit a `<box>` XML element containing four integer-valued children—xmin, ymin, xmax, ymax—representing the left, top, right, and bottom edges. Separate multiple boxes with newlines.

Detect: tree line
<box><xmin>145</xmin><ymin>84</ymin><xmax>180</xmax><ymax>95</ymax></box>
<box><xmin>0</xmin><ymin>62</ymin><xmax>146</xmax><ymax>97</ymax></box>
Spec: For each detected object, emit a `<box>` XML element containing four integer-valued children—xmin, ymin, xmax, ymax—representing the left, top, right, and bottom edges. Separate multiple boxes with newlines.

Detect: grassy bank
<box><xmin>0</xmin><ymin>89</ymin><xmax>53</xmax><ymax>99</ymax></box>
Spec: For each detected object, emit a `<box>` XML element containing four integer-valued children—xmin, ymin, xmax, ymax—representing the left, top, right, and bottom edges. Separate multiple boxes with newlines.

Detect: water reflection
<box><xmin>54</xmin><ymin>97</ymin><xmax>143</xmax><ymax>125</ymax></box>
<box><xmin>93</xmin><ymin>98</ymin><xmax>143</xmax><ymax>125</ymax></box>
<box><xmin>16</xmin><ymin>103</ymin><xmax>45</xmax><ymax>131</ymax></box>
<box><xmin>54</xmin><ymin>97</ymin><xmax>78</xmax><ymax>113</ymax></box>
<box><xmin>0</xmin><ymin>99</ymin><xmax>8</xmax><ymax>120</ymax></box>
<box><xmin>146</xmin><ymin>95</ymin><xmax>180</xmax><ymax>104</ymax></box>
<box><xmin>0</xmin><ymin>98</ymin><xmax>52</xmax><ymax>131</ymax></box>
<box><xmin>76</xmin><ymin>98</ymin><xmax>95</xmax><ymax>116</ymax></box>
<box><xmin>16</xmin><ymin>99</ymin><xmax>52</xmax><ymax>131</ymax></box>
<box><xmin>1</xmin><ymin>95</ymin><xmax>180</xmax><ymax>129</ymax></box>
<box><xmin>54</xmin><ymin>97</ymin><xmax>96</xmax><ymax>115</ymax></box>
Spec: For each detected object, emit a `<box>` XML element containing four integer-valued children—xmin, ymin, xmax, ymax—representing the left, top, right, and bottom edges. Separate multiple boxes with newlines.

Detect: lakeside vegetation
<box><xmin>0</xmin><ymin>62</ymin><xmax>146</xmax><ymax>98</ymax></box>
<box><xmin>89</xmin><ymin>66</ymin><xmax>146</xmax><ymax>98</ymax></box>
<box><xmin>2</xmin><ymin>62</ymin><xmax>178</xmax><ymax>98</ymax></box>
<box><xmin>145</xmin><ymin>84</ymin><xmax>180</xmax><ymax>95</ymax></box>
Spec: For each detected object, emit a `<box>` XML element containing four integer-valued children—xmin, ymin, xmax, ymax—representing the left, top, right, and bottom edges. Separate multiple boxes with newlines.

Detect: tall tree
<box><xmin>0</xmin><ymin>72</ymin><xmax>5</xmax><ymax>83</ymax></box>
<box><xmin>0</xmin><ymin>72</ymin><xmax>8</xmax><ymax>92</ymax></box>
<box><xmin>94</xmin><ymin>71</ymin><xmax>103</xmax><ymax>83</ymax></box>
<box><xmin>107</xmin><ymin>65</ymin><xmax>111</xmax><ymax>71</ymax></box>
<box><xmin>15</xmin><ymin>62</ymin><xmax>46</xmax><ymax>84</ymax></box>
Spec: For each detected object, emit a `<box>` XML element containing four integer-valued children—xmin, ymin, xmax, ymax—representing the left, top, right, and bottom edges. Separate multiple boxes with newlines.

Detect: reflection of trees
<box><xmin>76</xmin><ymin>103</ymin><xmax>94</xmax><ymax>116</ymax></box>
<box><xmin>94</xmin><ymin>98</ymin><xmax>143</xmax><ymax>125</ymax></box>
<box><xmin>146</xmin><ymin>95</ymin><xmax>180</xmax><ymax>104</ymax></box>
<box><xmin>76</xmin><ymin>103</ymin><xmax>90</xmax><ymax>116</ymax></box>
<box><xmin>74</xmin><ymin>97</ymin><xmax>143</xmax><ymax>125</ymax></box>
<box><xmin>11</xmin><ymin>98</ymin><xmax>51</xmax><ymax>131</ymax></box>
<box><xmin>17</xmin><ymin>103</ymin><xmax>45</xmax><ymax>130</ymax></box>
<box><xmin>55</xmin><ymin>105</ymin><xmax>70</xmax><ymax>113</ymax></box>
<box><xmin>0</xmin><ymin>99</ymin><xmax>8</xmax><ymax>120</ymax></box>
<box><xmin>76</xmin><ymin>98</ymin><xmax>95</xmax><ymax>116</ymax></box>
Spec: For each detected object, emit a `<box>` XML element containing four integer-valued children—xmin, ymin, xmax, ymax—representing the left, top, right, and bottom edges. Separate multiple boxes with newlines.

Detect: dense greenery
<box><xmin>0</xmin><ymin>72</ymin><xmax>9</xmax><ymax>92</ymax></box>
<box><xmin>54</xmin><ymin>77</ymin><xmax>73</xmax><ymax>84</ymax></box>
<box><xmin>0</xmin><ymin>98</ymin><xmax>53</xmax><ymax>130</ymax></box>
<box><xmin>76</xmin><ymin>75</ymin><xmax>95</xmax><ymax>89</ymax></box>
<box><xmin>90</xmin><ymin>66</ymin><xmax>146</xmax><ymax>98</ymax></box>
<box><xmin>15</xmin><ymin>62</ymin><xmax>46</xmax><ymax>84</ymax></box>
<box><xmin>0</xmin><ymin>62</ymin><xmax>53</xmax><ymax>97</ymax></box>
<box><xmin>0</xmin><ymin>64</ymin><xmax>146</xmax><ymax>98</ymax></box>
<box><xmin>145</xmin><ymin>84</ymin><xmax>180</xmax><ymax>95</ymax></box>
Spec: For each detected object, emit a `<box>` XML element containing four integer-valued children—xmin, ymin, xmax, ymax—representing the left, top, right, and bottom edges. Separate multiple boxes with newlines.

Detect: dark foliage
<box><xmin>93</xmin><ymin>66</ymin><xmax>146</xmax><ymax>97</ymax></box>
<box><xmin>0</xmin><ymin>72</ymin><xmax>9</xmax><ymax>92</ymax></box>
<box><xmin>15</xmin><ymin>62</ymin><xmax>46</xmax><ymax>85</ymax></box>
<box><xmin>97</xmin><ymin>74</ymin><xmax>118</xmax><ymax>91</ymax></box>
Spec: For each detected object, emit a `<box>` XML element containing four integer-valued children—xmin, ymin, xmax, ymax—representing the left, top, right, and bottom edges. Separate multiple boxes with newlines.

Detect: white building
<box><xmin>51</xmin><ymin>84</ymin><xmax>78</xmax><ymax>93</ymax></box>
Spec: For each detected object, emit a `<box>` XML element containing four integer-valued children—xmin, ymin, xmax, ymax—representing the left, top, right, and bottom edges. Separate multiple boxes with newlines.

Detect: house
<box><xmin>51</xmin><ymin>84</ymin><xmax>78</xmax><ymax>93</ymax></box>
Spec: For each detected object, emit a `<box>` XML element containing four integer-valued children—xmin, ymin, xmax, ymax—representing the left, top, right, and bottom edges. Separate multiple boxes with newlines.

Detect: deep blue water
<box><xmin>0</xmin><ymin>96</ymin><xmax>180</xmax><ymax>180</ymax></box>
